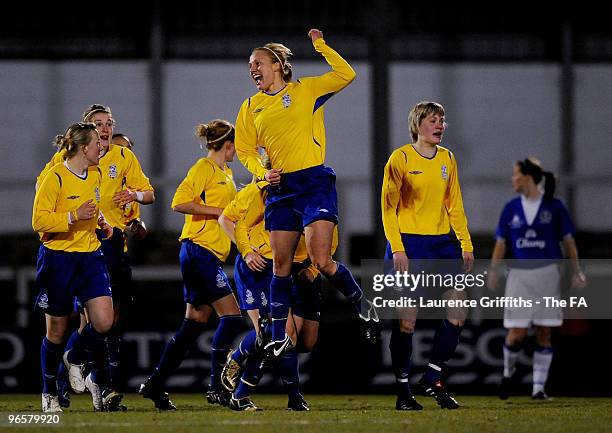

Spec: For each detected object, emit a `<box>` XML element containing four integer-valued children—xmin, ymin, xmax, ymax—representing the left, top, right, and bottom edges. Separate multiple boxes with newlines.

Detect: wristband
<box><xmin>69</xmin><ymin>211</ymin><xmax>78</xmax><ymax>224</ymax></box>
<box><xmin>135</xmin><ymin>191</ymin><xmax>144</xmax><ymax>202</ymax></box>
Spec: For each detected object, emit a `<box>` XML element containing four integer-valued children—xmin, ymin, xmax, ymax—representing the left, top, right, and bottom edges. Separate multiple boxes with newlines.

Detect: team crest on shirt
<box><xmin>282</xmin><ymin>94</ymin><xmax>292</xmax><ymax>108</ymax></box>
<box><xmin>245</xmin><ymin>290</ymin><xmax>254</xmax><ymax>305</ymax></box>
<box><xmin>108</xmin><ymin>164</ymin><xmax>118</xmax><ymax>179</ymax></box>
<box><xmin>216</xmin><ymin>273</ymin><xmax>227</xmax><ymax>288</ymax></box>
<box><xmin>441</xmin><ymin>165</ymin><xmax>448</xmax><ymax>180</ymax></box>
<box><xmin>37</xmin><ymin>294</ymin><xmax>49</xmax><ymax>309</ymax></box>
<box><xmin>261</xmin><ymin>292</ymin><xmax>268</xmax><ymax>307</ymax></box>
<box><xmin>539</xmin><ymin>210</ymin><xmax>552</xmax><ymax>224</ymax></box>
<box><xmin>94</xmin><ymin>187</ymin><xmax>101</xmax><ymax>202</ymax></box>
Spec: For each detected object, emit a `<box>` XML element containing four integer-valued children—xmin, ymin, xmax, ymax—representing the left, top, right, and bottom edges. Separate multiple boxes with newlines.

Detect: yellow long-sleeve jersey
<box><xmin>172</xmin><ymin>158</ymin><xmax>237</xmax><ymax>262</ymax></box>
<box><xmin>36</xmin><ymin>151</ymin><xmax>65</xmax><ymax>189</ymax></box>
<box><xmin>235</xmin><ymin>38</ymin><xmax>356</xmax><ymax>179</ymax></box>
<box><xmin>221</xmin><ymin>182</ymin><xmax>338</xmax><ymax>264</ymax></box>
<box><xmin>97</xmin><ymin>145</ymin><xmax>153</xmax><ymax>230</ymax></box>
<box><xmin>38</xmin><ymin>145</ymin><xmax>153</xmax><ymax>230</ymax></box>
<box><xmin>32</xmin><ymin>163</ymin><xmax>102</xmax><ymax>252</ymax></box>
<box><xmin>381</xmin><ymin>144</ymin><xmax>473</xmax><ymax>253</ymax></box>
<box><xmin>222</xmin><ymin>181</ymin><xmax>273</xmax><ymax>260</ymax></box>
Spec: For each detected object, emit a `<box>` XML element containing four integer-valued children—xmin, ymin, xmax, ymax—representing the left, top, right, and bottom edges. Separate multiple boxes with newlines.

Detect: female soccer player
<box><xmin>111</xmin><ymin>132</ymin><xmax>147</xmax><ymax>240</ymax></box>
<box><xmin>381</xmin><ymin>101</ymin><xmax>474</xmax><ymax>410</ymax></box>
<box><xmin>235</xmin><ymin>28</ymin><xmax>368</xmax><ymax>359</ymax></box>
<box><xmin>218</xmin><ymin>171</ymin><xmax>322</xmax><ymax>411</ymax></box>
<box><xmin>139</xmin><ymin>119</ymin><xmax>243</xmax><ymax>410</ymax></box>
<box><xmin>33</xmin><ymin>122</ymin><xmax>120</xmax><ymax>412</ymax></box>
<box><xmin>488</xmin><ymin>157</ymin><xmax>586</xmax><ymax>400</ymax></box>
<box><xmin>48</xmin><ymin>105</ymin><xmax>155</xmax><ymax>411</ymax></box>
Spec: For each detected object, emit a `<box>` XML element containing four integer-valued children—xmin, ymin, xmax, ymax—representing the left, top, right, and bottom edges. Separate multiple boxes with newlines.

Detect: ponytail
<box><xmin>517</xmin><ymin>157</ymin><xmax>556</xmax><ymax>199</ymax></box>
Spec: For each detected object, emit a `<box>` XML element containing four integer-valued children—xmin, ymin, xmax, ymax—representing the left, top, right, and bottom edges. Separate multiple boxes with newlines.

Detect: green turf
<box><xmin>2</xmin><ymin>394</ymin><xmax>612</xmax><ymax>433</ymax></box>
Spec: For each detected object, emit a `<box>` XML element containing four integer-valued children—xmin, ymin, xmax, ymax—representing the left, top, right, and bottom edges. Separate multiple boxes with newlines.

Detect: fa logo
<box><xmin>539</xmin><ymin>210</ymin><xmax>552</xmax><ymax>224</ymax></box>
<box><xmin>216</xmin><ymin>273</ymin><xmax>227</xmax><ymax>288</ymax></box>
<box><xmin>245</xmin><ymin>290</ymin><xmax>254</xmax><ymax>305</ymax></box>
<box><xmin>282</xmin><ymin>94</ymin><xmax>292</xmax><ymax>108</ymax></box>
<box><xmin>441</xmin><ymin>165</ymin><xmax>448</xmax><ymax>180</ymax></box>
<box><xmin>94</xmin><ymin>187</ymin><xmax>101</xmax><ymax>202</ymax></box>
<box><xmin>108</xmin><ymin>164</ymin><xmax>118</xmax><ymax>179</ymax></box>
<box><xmin>261</xmin><ymin>292</ymin><xmax>268</xmax><ymax>307</ymax></box>
<box><xmin>37</xmin><ymin>294</ymin><xmax>49</xmax><ymax>309</ymax></box>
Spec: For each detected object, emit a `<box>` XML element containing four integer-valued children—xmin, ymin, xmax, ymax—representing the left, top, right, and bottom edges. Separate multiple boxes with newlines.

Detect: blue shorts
<box><xmin>180</xmin><ymin>240</ymin><xmax>233</xmax><ymax>307</ymax></box>
<box><xmin>234</xmin><ymin>255</ymin><xmax>273</xmax><ymax>312</ymax></box>
<box><xmin>97</xmin><ymin>228</ymin><xmax>132</xmax><ymax>304</ymax></box>
<box><xmin>265</xmin><ymin>165</ymin><xmax>338</xmax><ymax>231</ymax></box>
<box><xmin>290</xmin><ymin>262</ymin><xmax>322</xmax><ymax>322</ymax></box>
<box><xmin>384</xmin><ymin>234</ymin><xmax>462</xmax><ymax>298</ymax></box>
<box><xmin>34</xmin><ymin>246</ymin><xmax>111</xmax><ymax>317</ymax></box>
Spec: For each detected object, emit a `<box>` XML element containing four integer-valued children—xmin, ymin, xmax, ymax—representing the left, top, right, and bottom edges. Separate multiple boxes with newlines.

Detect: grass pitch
<box><xmin>2</xmin><ymin>394</ymin><xmax>612</xmax><ymax>433</ymax></box>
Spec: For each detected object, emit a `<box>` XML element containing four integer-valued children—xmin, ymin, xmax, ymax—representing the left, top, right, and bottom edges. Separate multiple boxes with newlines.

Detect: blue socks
<box><xmin>327</xmin><ymin>262</ymin><xmax>363</xmax><ymax>316</ymax></box>
<box><xmin>423</xmin><ymin>319</ymin><xmax>463</xmax><ymax>383</ymax></box>
<box><xmin>279</xmin><ymin>348</ymin><xmax>300</xmax><ymax>398</ymax></box>
<box><xmin>390</xmin><ymin>326</ymin><xmax>414</xmax><ymax>397</ymax></box>
<box><xmin>41</xmin><ymin>337</ymin><xmax>64</xmax><ymax>395</ymax></box>
<box><xmin>106</xmin><ymin>328</ymin><xmax>121</xmax><ymax>390</ymax></box>
<box><xmin>210</xmin><ymin>315</ymin><xmax>243</xmax><ymax>390</ymax></box>
<box><xmin>234</xmin><ymin>354</ymin><xmax>263</xmax><ymax>399</ymax></box>
<box><xmin>80</xmin><ymin>323</ymin><xmax>110</xmax><ymax>388</ymax></box>
<box><xmin>232</xmin><ymin>330</ymin><xmax>258</xmax><ymax>365</ymax></box>
<box><xmin>65</xmin><ymin>329</ymin><xmax>85</xmax><ymax>365</ymax></box>
<box><xmin>270</xmin><ymin>275</ymin><xmax>292</xmax><ymax>344</ymax></box>
<box><xmin>149</xmin><ymin>319</ymin><xmax>206</xmax><ymax>386</ymax></box>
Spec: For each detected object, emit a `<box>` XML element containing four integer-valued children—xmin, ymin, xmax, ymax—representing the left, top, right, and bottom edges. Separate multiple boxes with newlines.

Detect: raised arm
<box><xmin>308</xmin><ymin>29</ymin><xmax>356</xmax><ymax>96</ymax></box>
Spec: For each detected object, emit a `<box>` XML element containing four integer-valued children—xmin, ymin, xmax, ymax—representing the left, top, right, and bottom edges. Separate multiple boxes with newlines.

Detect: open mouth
<box><xmin>252</xmin><ymin>73</ymin><xmax>263</xmax><ymax>86</ymax></box>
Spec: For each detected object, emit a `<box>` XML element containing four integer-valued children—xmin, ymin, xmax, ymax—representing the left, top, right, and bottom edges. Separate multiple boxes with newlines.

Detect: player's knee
<box><xmin>398</xmin><ymin>320</ymin><xmax>415</xmax><ymax>333</ymax></box>
<box><xmin>272</xmin><ymin>257</ymin><xmax>293</xmax><ymax>276</ymax></box>
<box><xmin>296</xmin><ymin>334</ymin><xmax>318</xmax><ymax>353</ymax></box>
<box><xmin>92</xmin><ymin>317</ymin><xmax>114</xmax><ymax>334</ymax></box>
<box><xmin>534</xmin><ymin>327</ymin><xmax>552</xmax><ymax>346</ymax></box>
<box><xmin>447</xmin><ymin>317</ymin><xmax>465</xmax><ymax>327</ymax></box>
<box><xmin>46</xmin><ymin>328</ymin><xmax>65</xmax><ymax>344</ymax></box>
<box><xmin>506</xmin><ymin>329</ymin><xmax>526</xmax><ymax>346</ymax></box>
<box><xmin>311</xmin><ymin>255</ymin><xmax>334</xmax><ymax>275</ymax></box>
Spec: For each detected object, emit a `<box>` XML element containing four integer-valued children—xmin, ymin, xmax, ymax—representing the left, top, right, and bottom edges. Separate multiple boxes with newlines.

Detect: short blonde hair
<box><xmin>408</xmin><ymin>101</ymin><xmax>445</xmax><ymax>142</ymax></box>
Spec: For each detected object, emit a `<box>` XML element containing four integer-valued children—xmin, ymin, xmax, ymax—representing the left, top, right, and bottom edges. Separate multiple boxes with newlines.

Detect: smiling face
<box><xmin>90</xmin><ymin>112</ymin><xmax>115</xmax><ymax>151</ymax></box>
<box><xmin>417</xmin><ymin>113</ymin><xmax>446</xmax><ymax>145</ymax></box>
<box><xmin>249</xmin><ymin>50</ymin><xmax>281</xmax><ymax>92</ymax></box>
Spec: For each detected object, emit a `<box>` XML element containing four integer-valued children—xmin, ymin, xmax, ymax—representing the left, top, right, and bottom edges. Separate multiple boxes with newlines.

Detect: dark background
<box><xmin>1</xmin><ymin>1</ymin><xmax>611</xmax><ymax>396</ymax></box>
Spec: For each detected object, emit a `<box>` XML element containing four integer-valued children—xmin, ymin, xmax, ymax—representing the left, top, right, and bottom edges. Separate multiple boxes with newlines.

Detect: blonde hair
<box><xmin>254</xmin><ymin>43</ymin><xmax>293</xmax><ymax>82</ymax></box>
<box><xmin>195</xmin><ymin>119</ymin><xmax>235</xmax><ymax>151</ymax></box>
<box><xmin>82</xmin><ymin>104</ymin><xmax>112</xmax><ymax>122</ymax></box>
<box><xmin>408</xmin><ymin>101</ymin><xmax>445</xmax><ymax>142</ymax></box>
<box><xmin>54</xmin><ymin>122</ymin><xmax>98</xmax><ymax>158</ymax></box>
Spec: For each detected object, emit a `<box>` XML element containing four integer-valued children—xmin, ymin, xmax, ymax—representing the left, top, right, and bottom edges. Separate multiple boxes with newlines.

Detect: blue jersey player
<box><xmin>488</xmin><ymin>157</ymin><xmax>586</xmax><ymax>400</ymax></box>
